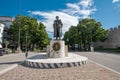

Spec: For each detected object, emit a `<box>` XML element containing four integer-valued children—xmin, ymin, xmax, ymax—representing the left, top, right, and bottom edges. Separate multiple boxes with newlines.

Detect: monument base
<box><xmin>47</xmin><ymin>40</ymin><xmax>68</xmax><ymax>58</ymax></box>
<box><xmin>25</xmin><ymin>53</ymin><xmax>88</xmax><ymax>69</ymax></box>
<box><xmin>90</xmin><ymin>46</ymin><xmax>94</xmax><ymax>52</ymax></box>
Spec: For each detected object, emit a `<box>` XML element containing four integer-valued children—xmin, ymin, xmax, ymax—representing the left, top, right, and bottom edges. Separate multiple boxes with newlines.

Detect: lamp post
<box><xmin>17</xmin><ymin>19</ymin><xmax>21</xmax><ymax>53</ymax></box>
<box><xmin>80</xmin><ymin>29</ymin><xmax>83</xmax><ymax>51</ymax></box>
<box><xmin>17</xmin><ymin>0</ymin><xmax>22</xmax><ymax>53</ymax></box>
<box><xmin>25</xmin><ymin>31</ymin><xmax>28</xmax><ymax>59</ymax></box>
<box><xmin>90</xmin><ymin>26</ymin><xmax>94</xmax><ymax>52</ymax></box>
<box><xmin>78</xmin><ymin>26</ymin><xmax>83</xmax><ymax>51</ymax></box>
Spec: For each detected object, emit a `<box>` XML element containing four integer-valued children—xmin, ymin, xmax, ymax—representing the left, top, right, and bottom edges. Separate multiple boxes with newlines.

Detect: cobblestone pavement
<box><xmin>0</xmin><ymin>61</ymin><xmax>120</xmax><ymax>80</ymax></box>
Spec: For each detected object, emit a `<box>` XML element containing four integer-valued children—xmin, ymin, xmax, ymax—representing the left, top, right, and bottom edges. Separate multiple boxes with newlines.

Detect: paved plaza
<box><xmin>0</xmin><ymin>52</ymin><xmax>120</xmax><ymax>80</ymax></box>
<box><xmin>0</xmin><ymin>61</ymin><xmax>120</xmax><ymax>80</ymax></box>
<box><xmin>0</xmin><ymin>52</ymin><xmax>37</xmax><ymax>74</ymax></box>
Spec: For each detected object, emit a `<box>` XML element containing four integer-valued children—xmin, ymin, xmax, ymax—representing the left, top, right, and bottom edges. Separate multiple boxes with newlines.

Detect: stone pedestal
<box><xmin>47</xmin><ymin>40</ymin><xmax>68</xmax><ymax>58</ymax></box>
<box><xmin>90</xmin><ymin>46</ymin><xmax>94</xmax><ymax>52</ymax></box>
<box><xmin>65</xmin><ymin>45</ymin><xmax>68</xmax><ymax>57</ymax></box>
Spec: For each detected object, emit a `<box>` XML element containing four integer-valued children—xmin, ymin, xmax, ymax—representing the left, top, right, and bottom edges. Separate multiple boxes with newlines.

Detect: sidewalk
<box><xmin>0</xmin><ymin>52</ymin><xmax>38</xmax><ymax>75</ymax></box>
<box><xmin>0</xmin><ymin>61</ymin><xmax>120</xmax><ymax>80</ymax></box>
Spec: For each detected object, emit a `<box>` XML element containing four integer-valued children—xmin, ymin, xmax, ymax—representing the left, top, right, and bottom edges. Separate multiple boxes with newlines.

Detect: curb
<box><xmin>89</xmin><ymin>60</ymin><xmax>120</xmax><ymax>75</ymax></box>
<box><xmin>25</xmin><ymin>53</ymin><xmax>88</xmax><ymax>69</ymax></box>
<box><xmin>25</xmin><ymin>60</ymin><xmax>87</xmax><ymax>68</ymax></box>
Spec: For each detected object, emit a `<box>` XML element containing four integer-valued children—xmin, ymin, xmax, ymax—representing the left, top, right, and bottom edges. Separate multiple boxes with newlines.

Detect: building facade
<box><xmin>94</xmin><ymin>25</ymin><xmax>120</xmax><ymax>49</ymax></box>
<box><xmin>0</xmin><ymin>16</ymin><xmax>14</xmax><ymax>48</ymax></box>
<box><xmin>0</xmin><ymin>23</ymin><xmax>5</xmax><ymax>48</ymax></box>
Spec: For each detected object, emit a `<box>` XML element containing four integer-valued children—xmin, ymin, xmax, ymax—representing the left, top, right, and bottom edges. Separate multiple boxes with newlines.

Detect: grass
<box><xmin>95</xmin><ymin>48</ymin><xmax>120</xmax><ymax>53</ymax></box>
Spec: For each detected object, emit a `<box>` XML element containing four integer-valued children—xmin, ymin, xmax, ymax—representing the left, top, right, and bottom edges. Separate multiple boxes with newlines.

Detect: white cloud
<box><xmin>62</xmin><ymin>0</ymin><xmax>96</xmax><ymax>19</ymax></box>
<box><xmin>112</xmin><ymin>0</ymin><xmax>120</xmax><ymax>3</ymax></box>
<box><xmin>66</xmin><ymin>3</ymin><xmax>80</xmax><ymax>11</ymax></box>
<box><xmin>112</xmin><ymin>0</ymin><xmax>120</xmax><ymax>10</ymax></box>
<box><xmin>79</xmin><ymin>0</ymin><xmax>93</xmax><ymax>8</ymax></box>
<box><xmin>30</xmin><ymin>11</ymin><xmax>78</xmax><ymax>33</ymax></box>
<box><xmin>28</xmin><ymin>0</ymin><xmax>96</xmax><ymax>37</ymax></box>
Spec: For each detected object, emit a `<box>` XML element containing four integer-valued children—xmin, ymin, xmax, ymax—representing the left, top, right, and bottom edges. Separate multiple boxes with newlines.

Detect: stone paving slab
<box><xmin>0</xmin><ymin>52</ymin><xmax>39</xmax><ymax>75</ymax></box>
<box><xmin>0</xmin><ymin>61</ymin><xmax>120</xmax><ymax>80</ymax></box>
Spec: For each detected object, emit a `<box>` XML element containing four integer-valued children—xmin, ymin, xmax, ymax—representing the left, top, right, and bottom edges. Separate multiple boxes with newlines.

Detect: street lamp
<box><xmin>17</xmin><ymin>0</ymin><xmax>22</xmax><ymax>53</ymax></box>
<box><xmin>80</xmin><ymin>29</ymin><xmax>83</xmax><ymax>51</ymax></box>
<box><xmin>17</xmin><ymin>19</ymin><xmax>21</xmax><ymax>53</ymax></box>
<box><xmin>90</xmin><ymin>26</ymin><xmax>94</xmax><ymax>52</ymax></box>
<box><xmin>77</xmin><ymin>26</ymin><xmax>83</xmax><ymax>51</ymax></box>
<box><xmin>25</xmin><ymin>31</ymin><xmax>28</xmax><ymax>59</ymax></box>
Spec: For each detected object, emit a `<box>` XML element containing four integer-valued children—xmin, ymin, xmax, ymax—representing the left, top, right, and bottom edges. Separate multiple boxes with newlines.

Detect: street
<box><xmin>76</xmin><ymin>52</ymin><xmax>120</xmax><ymax>73</ymax></box>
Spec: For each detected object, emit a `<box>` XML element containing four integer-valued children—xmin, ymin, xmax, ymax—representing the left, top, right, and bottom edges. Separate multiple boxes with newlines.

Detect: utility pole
<box><xmin>80</xmin><ymin>27</ymin><xmax>83</xmax><ymax>51</ymax></box>
<box><xmin>25</xmin><ymin>31</ymin><xmax>28</xmax><ymax>58</ymax></box>
<box><xmin>17</xmin><ymin>0</ymin><xmax>22</xmax><ymax>53</ymax></box>
<box><xmin>17</xmin><ymin>22</ymin><xmax>21</xmax><ymax>52</ymax></box>
<box><xmin>90</xmin><ymin>15</ymin><xmax>94</xmax><ymax>52</ymax></box>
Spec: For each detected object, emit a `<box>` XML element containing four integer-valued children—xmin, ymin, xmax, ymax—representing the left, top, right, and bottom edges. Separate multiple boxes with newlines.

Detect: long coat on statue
<box><xmin>53</xmin><ymin>19</ymin><xmax>63</xmax><ymax>38</ymax></box>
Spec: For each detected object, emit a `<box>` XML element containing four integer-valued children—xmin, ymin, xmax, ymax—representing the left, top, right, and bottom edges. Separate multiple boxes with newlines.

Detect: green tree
<box><xmin>63</xmin><ymin>26</ymin><xmax>79</xmax><ymax>50</ymax></box>
<box><xmin>63</xmin><ymin>18</ymin><xmax>109</xmax><ymax>51</ymax></box>
<box><xmin>10</xmin><ymin>15</ymin><xmax>49</xmax><ymax>51</ymax></box>
<box><xmin>32</xmin><ymin>22</ymin><xmax>49</xmax><ymax>50</ymax></box>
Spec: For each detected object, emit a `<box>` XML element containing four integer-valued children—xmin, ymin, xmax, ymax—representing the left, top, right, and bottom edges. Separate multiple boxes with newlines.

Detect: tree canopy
<box><xmin>63</xmin><ymin>18</ymin><xmax>109</xmax><ymax>51</ymax></box>
<box><xmin>10</xmin><ymin>15</ymin><xmax>49</xmax><ymax>51</ymax></box>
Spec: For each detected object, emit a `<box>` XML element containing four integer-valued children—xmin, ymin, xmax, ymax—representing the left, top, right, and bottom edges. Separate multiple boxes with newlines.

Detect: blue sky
<box><xmin>0</xmin><ymin>0</ymin><xmax>120</xmax><ymax>37</ymax></box>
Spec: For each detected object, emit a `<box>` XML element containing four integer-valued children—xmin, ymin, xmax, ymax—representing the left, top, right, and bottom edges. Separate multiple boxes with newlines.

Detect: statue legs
<box><xmin>54</xmin><ymin>28</ymin><xmax>62</xmax><ymax>40</ymax></box>
<box><xmin>55</xmin><ymin>36</ymin><xmax>60</xmax><ymax>40</ymax></box>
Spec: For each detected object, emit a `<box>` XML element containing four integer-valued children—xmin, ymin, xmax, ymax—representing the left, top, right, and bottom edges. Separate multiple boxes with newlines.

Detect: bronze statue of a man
<box><xmin>53</xmin><ymin>16</ymin><xmax>63</xmax><ymax>40</ymax></box>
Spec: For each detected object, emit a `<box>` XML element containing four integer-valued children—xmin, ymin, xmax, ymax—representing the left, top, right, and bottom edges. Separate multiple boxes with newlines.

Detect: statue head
<box><xmin>56</xmin><ymin>16</ymin><xmax>59</xmax><ymax>20</ymax></box>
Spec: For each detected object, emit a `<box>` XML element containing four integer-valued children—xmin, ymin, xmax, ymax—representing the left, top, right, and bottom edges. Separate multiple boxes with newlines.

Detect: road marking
<box><xmin>0</xmin><ymin>64</ymin><xmax>18</xmax><ymax>75</ymax></box>
<box><xmin>89</xmin><ymin>60</ymin><xmax>120</xmax><ymax>75</ymax></box>
<box><xmin>0</xmin><ymin>53</ymin><xmax>37</xmax><ymax>75</ymax></box>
